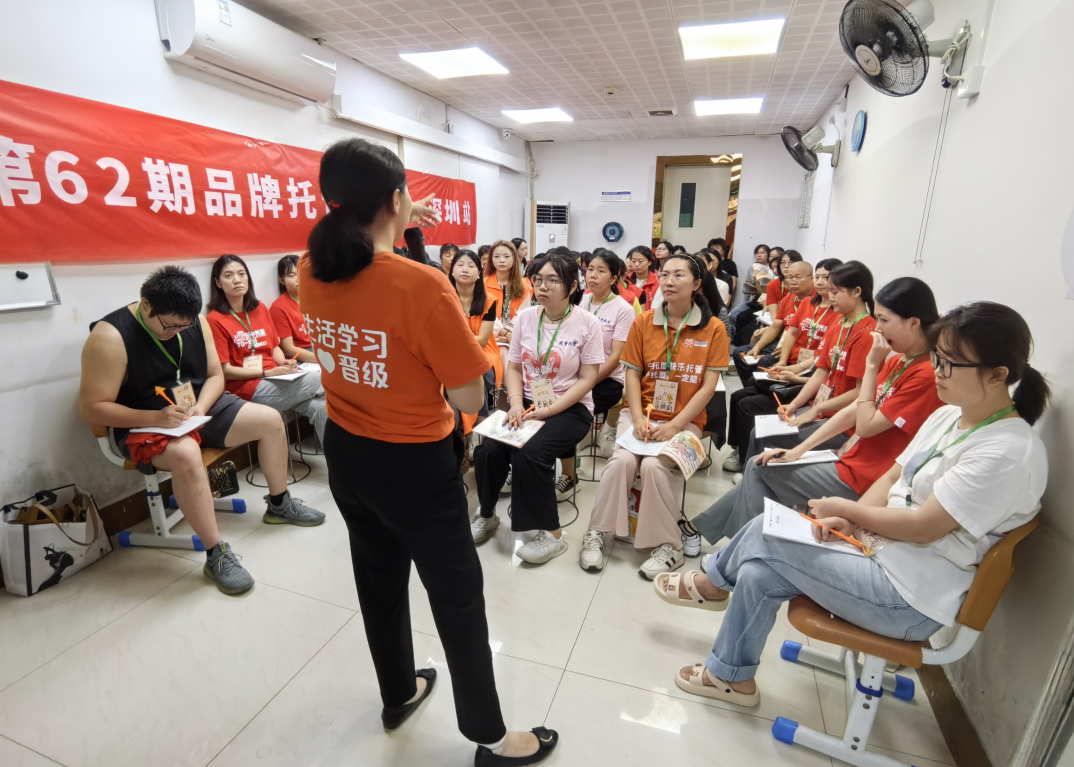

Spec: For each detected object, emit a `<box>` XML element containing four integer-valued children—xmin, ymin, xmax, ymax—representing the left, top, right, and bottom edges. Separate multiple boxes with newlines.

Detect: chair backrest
<box><xmin>956</xmin><ymin>516</ymin><xmax>1040</xmax><ymax>631</ymax></box>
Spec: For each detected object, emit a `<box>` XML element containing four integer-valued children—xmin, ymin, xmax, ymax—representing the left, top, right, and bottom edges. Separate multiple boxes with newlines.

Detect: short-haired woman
<box><xmin>206</xmin><ymin>254</ymin><xmax>327</xmax><ymax>446</ymax></box>
<box><xmin>471</xmin><ymin>253</ymin><xmax>604</xmax><ymax>565</ymax></box>
<box><xmin>270</xmin><ymin>254</ymin><xmax>317</xmax><ymax>364</ymax></box>
<box><xmin>626</xmin><ymin>246</ymin><xmax>660</xmax><ymax>308</ymax></box>
<box><xmin>656</xmin><ymin>301</ymin><xmax>1049</xmax><ymax>711</ymax></box>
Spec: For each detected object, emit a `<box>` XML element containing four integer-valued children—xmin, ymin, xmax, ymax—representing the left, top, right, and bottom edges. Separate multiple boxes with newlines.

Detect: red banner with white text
<box><xmin>0</xmin><ymin>79</ymin><xmax>478</xmax><ymax>262</ymax></box>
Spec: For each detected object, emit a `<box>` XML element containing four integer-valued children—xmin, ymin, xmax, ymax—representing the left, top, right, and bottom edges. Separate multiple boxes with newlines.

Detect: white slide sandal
<box><xmin>652</xmin><ymin>571</ymin><xmax>729</xmax><ymax>612</ymax></box>
<box><xmin>675</xmin><ymin>664</ymin><xmax>761</xmax><ymax>707</ymax></box>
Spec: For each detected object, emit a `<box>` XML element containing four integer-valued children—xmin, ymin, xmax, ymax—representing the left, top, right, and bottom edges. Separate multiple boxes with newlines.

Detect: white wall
<box><xmin>530</xmin><ymin>135</ymin><xmax>805</xmax><ymax>272</ymax></box>
<box><xmin>799</xmin><ymin>1</ymin><xmax>1074</xmax><ymax>764</ymax></box>
<box><xmin>0</xmin><ymin>0</ymin><xmax>526</xmax><ymax>508</ymax></box>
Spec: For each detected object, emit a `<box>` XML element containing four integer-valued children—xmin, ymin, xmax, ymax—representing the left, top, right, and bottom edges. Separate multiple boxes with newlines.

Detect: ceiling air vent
<box><xmin>536</xmin><ymin>203</ymin><xmax>569</xmax><ymax>225</ymax></box>
<box><xmin>647</xmin><ymin>108</ymin><xmax>678</xmax><ymax>117</ymax></box>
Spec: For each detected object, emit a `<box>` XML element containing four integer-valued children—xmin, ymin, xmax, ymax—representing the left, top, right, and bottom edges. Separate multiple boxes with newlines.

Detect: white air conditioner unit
<box><xmin>535</xmin><ymin>201</ymin><xmax>570</xmax><ymax>249</ymax></box>
<box><xmin>154</xmin><ymin>0</ymin><xmax>337</xmax><ymax>104</ymax></box>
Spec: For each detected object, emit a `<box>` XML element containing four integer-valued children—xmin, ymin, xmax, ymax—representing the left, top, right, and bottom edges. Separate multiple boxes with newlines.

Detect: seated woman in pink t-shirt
<box><xmin>471</xmin><ymin>253</ymin><xmax>605</xmax><ymax>565</ymax></box>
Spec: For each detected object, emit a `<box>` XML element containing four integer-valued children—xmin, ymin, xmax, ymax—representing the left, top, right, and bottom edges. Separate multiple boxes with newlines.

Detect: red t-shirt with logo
<box><xmin>814</xmin><ymin>314</ymin><xmax>877</xmax><ymax>399</ymax></box>
<box><xmin>776</xmin><ymin>291</ymin><xmax>809</xmax><ymax>363</ymax></box>
<box><xmin>837</xmin><ymin>355</ymin><xmax>943</xmax><ymax>494</ymax></box>
<box><xmin>789</xmin><ymin>299</ymin><xmax>837</xmax><ymax>362</ymax></box>
<box><xmin>207</xmin><ymin>304</ymin><xmax>280</xmax><ymax>400</ymax></box>
<box><xmin>270</xmin><ymin>292</ymin><xmax>312</xmax><ymax>349</ymax></box>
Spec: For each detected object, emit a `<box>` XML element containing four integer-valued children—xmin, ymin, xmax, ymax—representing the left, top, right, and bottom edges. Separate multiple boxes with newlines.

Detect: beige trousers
<box><xmin>589</xmin><ymin>408</ymin><xmax>699</xmax><ymax>550</ymax></box>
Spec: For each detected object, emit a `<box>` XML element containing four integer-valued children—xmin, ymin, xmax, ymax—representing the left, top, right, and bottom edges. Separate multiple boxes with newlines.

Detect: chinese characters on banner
<box><xmin>0</xmin><ymin>79</ymin><xmax>479</xmax><ymax>263</ymax></box>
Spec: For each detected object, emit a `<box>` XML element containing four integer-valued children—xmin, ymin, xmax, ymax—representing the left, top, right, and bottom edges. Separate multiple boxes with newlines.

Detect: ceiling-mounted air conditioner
<box><xmin>154</xmin><ymin>0</ymin><xmax>337</xmax><ymax>104</ymax></box>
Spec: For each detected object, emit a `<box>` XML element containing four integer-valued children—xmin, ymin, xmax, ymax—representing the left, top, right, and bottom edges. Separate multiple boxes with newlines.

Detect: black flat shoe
<box><xmin>381</xmin><ymin>668</ymin><xmax>436</xmax><ymax>730</ymax></box>
<box><xmin>474</xmin><ymin>727</ymin><xmax>559</xmax><ymax>766</ymax></box>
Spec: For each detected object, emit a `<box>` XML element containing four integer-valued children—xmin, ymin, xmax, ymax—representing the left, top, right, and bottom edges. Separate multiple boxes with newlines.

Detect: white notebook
<box><xmin>753</xmin><ymin>371</ymin><xmax>770</xmax><ymax>382</ymax></box>
<box><xmin>473</xmin><ymin>410</ymin><xmax>544</xmax><ymax>448</ymax></box>
<box><xmin>762</xmin><ymin>499</ymin><xmax>863</xmax><ymax>557</ymax></box>
<box><xmin>755</xmin><ymin>414</ymin><xmax>799</xmax><ymax>439</ymax></box>
<box><xmin>130</xmin><ymin>415</ymin><xmax>212</xmax><ymax>438</ymax></box>
<box><xmin>764</xmin><ymin>449</ymin><xmax>839</xmax><ymax>467</ymax></box>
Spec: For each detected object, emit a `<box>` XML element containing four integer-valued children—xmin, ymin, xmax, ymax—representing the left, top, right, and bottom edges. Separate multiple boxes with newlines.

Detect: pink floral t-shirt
<box><xmin>508</xmin><ymin>304</ymin><xmax>606</xmax><ymax>413</ymax></box>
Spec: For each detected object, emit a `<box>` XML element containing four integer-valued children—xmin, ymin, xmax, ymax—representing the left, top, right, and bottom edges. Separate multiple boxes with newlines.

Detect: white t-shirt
<box><xmin>579</xmin><ymin>293</ymin><xmax>634</xmax><ymax>384</ymax></box>
<box><xmin>508</xmin><ymin>305</ymin><xmax>606</xmax><ymax>413</ymax></box>
<box><xmin>874</xmin><ymin>405</ymin><xmax>1048</xmax><ymax>626</ymax></box>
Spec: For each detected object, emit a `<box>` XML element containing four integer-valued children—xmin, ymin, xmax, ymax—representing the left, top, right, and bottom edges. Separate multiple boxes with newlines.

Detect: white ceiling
<box><xmin>241</xmin><ymin>0</ymin><xmax>856</xmax><ymax>141</ymax></box>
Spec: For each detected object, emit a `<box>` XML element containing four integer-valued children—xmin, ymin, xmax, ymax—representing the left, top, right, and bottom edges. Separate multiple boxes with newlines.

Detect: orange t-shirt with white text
<box><xmin>298</xmin><ymin>252</ymin><xmax>491</xmax><ymax>443</ymax></box>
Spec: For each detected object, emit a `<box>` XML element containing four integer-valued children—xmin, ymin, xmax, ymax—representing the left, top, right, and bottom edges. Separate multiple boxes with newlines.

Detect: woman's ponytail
<box><xmin>307</xmin><ymin>139</ymin><xmax>406</xmax><ymax>283</ymax></box>
<box><xmin>1012</xmin><ymin>364</ymin><xmax>1051</xmax><ymax>426</ymax></box>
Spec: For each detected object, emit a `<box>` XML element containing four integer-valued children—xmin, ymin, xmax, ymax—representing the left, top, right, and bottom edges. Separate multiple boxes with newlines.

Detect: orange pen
<box><xmin>644</xmin><ymin>403</ymin><xmax>654</xmax><ymax>444</ymax></box>
<box><xmin>511</xmin><ymin>405</ymin><xmax>535</xmax><ymax>430</ymax></box>
<box><xmin>155</xmin><ymin>386</ymin><xmax>189</xmax><ymax>420</ymax></box>
<box><xmin>798</xmin><ymin>513</ymin><xmax>873</xmax><ymax>556</ymax></box>
<box><xmin>773</xmin><ymin>392</ymin><xmax>788</xmax><ymax>421</ymax></box>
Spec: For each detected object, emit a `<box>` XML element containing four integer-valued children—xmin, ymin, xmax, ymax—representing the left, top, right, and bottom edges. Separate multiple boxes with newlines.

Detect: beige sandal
<box><xmin>675</xmin><ymin>664</ymin><xmax>761</xmax><ymax>707</ymax></box>
<box><xmin>652</xmin><ymin>571</ymin><xmax>729</xmax><ymax>612</ymax></box>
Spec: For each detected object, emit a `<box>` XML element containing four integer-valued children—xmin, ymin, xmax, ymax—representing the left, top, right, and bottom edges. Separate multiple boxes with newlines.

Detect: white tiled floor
<box><xmin>0</xmin><ymin>431</ymin><xmax>954</xmax><ymax>767</ymax></box>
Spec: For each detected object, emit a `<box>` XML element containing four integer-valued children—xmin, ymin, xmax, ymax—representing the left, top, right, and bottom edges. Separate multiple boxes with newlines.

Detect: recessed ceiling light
<box><xmin>399</xmin><ymin>47</ymin><xmax>508</xmax><ymax>79</ymax></box>
<box><xmin>679</xmin><ymin>19</ymin><xmax>785</xmax><ymax>60</ymax></box>
<box><xmin>695</xmin><ymin>98</ymin><xmax>764</xmax><ymax>116</ymax></box>
<box><xmin>501</xmin><ymin>108</ymin><xmax>573</xmax><ymax>124</ymax></box>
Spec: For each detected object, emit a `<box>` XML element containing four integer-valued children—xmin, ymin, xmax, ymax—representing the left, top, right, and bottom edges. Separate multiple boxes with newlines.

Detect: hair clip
<box><xmin>327</xmin><ymin>200</ymin><xmax>341</xmax><ymax>210</ymax></box>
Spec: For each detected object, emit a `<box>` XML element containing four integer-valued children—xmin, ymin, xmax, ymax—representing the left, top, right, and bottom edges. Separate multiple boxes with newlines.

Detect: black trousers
<box><xmin>475</xmin><ymin>401</ymin><xmax>592</xmax><ymax>531</ymax></box>
<box><xmin>323</xmin><ymin>419</ymin><xmax>506</xmax><ymax>744</ymax></box>
<box><xmin>729</xmin><ymin>386</ymin><xmax>781</xmax><ymax>461</ymax></box>
<box><xmin>591</xmin><ymin>378</ymin><xmax>624</xmax><ymax>418</ymax></box>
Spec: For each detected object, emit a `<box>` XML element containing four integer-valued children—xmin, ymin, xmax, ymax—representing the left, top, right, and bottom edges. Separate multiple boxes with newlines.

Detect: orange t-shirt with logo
<box><xmin>207</xmin><ymin>303</ymin><xmax>279</xmax><ymax>400</ymax></box>
<box><xmin>484</xmin><ymin>274</ymin><xmax>531</xmax><ymax>327</ymax></box>
<box><xmin>620</xmin><ymin>304</ymin><xmax>730</xmax><ymax>430</ymax></box>
<box><xmin>298</xmin><ymin>251</ymin><xmax>491</xmax><ymax>443</ymax></box>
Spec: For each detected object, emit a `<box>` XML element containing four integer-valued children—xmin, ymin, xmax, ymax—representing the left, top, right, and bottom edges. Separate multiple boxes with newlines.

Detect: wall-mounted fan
<box><xmin>839</xmin><ymin>0</ymin><xmax>971</xmax><ymax>97</ymax></box>
<box><xmin>602</xmin><ymin>221</ymin><xmax>624</xmax><ymax>242</ymax></box>
<box><xmin>782</xmin><ymin>126</ymin><xmax>840</xmax><ymax>171</ymax></box>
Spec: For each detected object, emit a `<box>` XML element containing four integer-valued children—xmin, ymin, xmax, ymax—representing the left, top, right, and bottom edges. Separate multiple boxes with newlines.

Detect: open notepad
<box><xmin>616</xmin><ymin>429</ymin><xmax>707</xmax><ymax>480</ymax></box>
<box><xmin>763</xmin><ymin>449</ymin><xmax>839</xmax><ymax>467</ymax></box>
<box><xmin>762</xmin><ymin>498</ymin><xmax>863</xmax><ymax>557</ymax></box>
<box><xmin>755</xmin><ymin>414</ymin><xmax>799</xmax><ymax>439</ymax></box>
<box><xmin>473</xmin><ymin>410</ymin><xmax>545</xmax><ymax>448</ymax></box>
<box><xmin>271</xmin><ymin>363</ymin><xmax>320</xmax><ymax>382</ymax></box>
<box><xmin>130</xmin><ymin>415</ymin><xmax>212</xmax><ymax>438</ymax></box>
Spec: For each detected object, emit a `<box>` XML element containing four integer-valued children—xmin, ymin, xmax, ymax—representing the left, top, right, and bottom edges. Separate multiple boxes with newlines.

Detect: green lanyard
<box><xmin>536</xmin><ymin>307</ymin><xmax>571</xmax><ymax>366</ymax></box>
<box><xmin>905</xmin><ymin>405</ymin><xmax>1017</xmax><ymax>506</ymax></box>
<box><xmin>876</xmin><ymin>352</ymin><xmax>926</xmax><ymax>407</ymax></box>
<box><xmin>135</xmin><ymin>304</ymin><xmax>183</xmax><ymax>383</ymax></box>
<box><xmin>807</xmin><ymin>304</ymin><xmax>833</xmax><ymax>345</ymax></box>
<box><xmin>662</xmin><ymin>306</ymin><xmax>691</xmax><ymax>376</ymax></box>
<box><xmin>587</xmin><ymin>292</ymin><xmax>612</xmax><ymax>314</ymax></box>
<box><xmin>230</xmin><ymin>309</ymin><xmax>256</xmax><ymax>349</ymax></box>
<box><xmin>829</xmin><ymin>311</ymin><xmax>868</xmax><ymax>369</ymax></box>
<box><xmin>500</xmin><ymin>283</ymin><xmax>512</xmax><ymax>322</ymax></box>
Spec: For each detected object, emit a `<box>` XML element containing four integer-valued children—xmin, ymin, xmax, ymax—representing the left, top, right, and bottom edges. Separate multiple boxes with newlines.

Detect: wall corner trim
<box><xmin>330</xmin><ymin>94</ymin><xmax>526</xmax><ymax>173</ymax></box>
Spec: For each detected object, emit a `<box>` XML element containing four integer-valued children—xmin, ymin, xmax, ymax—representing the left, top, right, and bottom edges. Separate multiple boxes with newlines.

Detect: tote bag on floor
<box><xmin>0</xmin><ymin>485</ymin><xmax>112</xmax><ymax>597</ymax></box>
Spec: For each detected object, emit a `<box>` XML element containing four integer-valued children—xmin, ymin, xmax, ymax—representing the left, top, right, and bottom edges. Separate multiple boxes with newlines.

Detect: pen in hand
<box><xmin>155</xmin><ymin>386</ymin><xmax>190</xmax><ymax>421</ymax></box>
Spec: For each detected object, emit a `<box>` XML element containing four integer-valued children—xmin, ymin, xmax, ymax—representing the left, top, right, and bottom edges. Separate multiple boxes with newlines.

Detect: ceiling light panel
<box><xmin>399</xmin><ymin>47</ymin><xmax>508</xmax><ymax>79</ymax></box>
<box><xmin>695</xmin><ymin>98</ymin><xmax>764</xmax><ymax>116</ymax></box>
<box><xmin>502</xmin><ymin>108</ymin><xmax>573</xmax><ymax>124</ymax></box>
<box><xmin>679</xmin><ymin>19</ymin><xmax>786</xmax><ymax>60</ymax></box>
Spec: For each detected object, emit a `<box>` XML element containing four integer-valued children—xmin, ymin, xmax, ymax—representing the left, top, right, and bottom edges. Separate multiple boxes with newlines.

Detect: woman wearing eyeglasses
<box><xmin>654</xmin><ymin>301</ymin><xmax>1049</xmax><ymax>709</ymax></box>
<box><xmin>471</xmin><ymin>253</ymin><xmax>604</xmax><ymax>564</ymax></box>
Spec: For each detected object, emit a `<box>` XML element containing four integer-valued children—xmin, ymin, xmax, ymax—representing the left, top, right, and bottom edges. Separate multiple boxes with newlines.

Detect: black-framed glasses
<box><xmin>531</xmin><ymin>276</ymin><xmax>563</xmax><ymax>289</ymax></box>
<box><xmin>930</xmin><ymin>350</ymin><xmax>988</xmax><ymax>379</ymax></box>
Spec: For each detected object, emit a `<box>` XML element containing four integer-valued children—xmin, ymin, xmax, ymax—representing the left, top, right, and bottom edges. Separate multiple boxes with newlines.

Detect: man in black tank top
<box><xmin>79</xmin><ymin>266</ymin><xmax>325</xmax><ymax>595</ymax></box>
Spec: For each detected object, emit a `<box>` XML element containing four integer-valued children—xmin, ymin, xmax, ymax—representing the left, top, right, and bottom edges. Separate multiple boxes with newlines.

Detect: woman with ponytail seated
<box><xmin>655</xmin><ymin>301</ymin><xmax>1049</xmax><ymax>709</ymax></box>
<box><xmin>694</xmin><ymin>274</ymin><xmax>943</xmax><ymax>546</ymax></box>
<box><xmin>485</xmin><ymin>240</ymin><xmax>532</xmax><ymax>377</ymax></box>
<box><xmin>581</xmin><ymin>255</ymin><xmax>728</xmax><ymax>579</ymax></box>
<box><xmin>471</xmin><ymin>253</ymin><xmax>604</xmax><ymax>565</ymax></box>
<box><xmin>299</xmin><ymin>139</ymin><xmax>558</xmax><ymax>764</ymax></box>
<box><xmin>451</xmin><ymin>249</ymin><xmax>502</xmax><ymax>436</ymax></box>
<box><xmin>270</xmin><ymin>254</ymin><xmax>317</xmax><ymax>364</ymax></box>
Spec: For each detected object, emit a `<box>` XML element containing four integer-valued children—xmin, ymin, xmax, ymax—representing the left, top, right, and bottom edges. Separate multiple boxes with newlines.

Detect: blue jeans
<box><xmin>704</xmin><ymin>516</ymin><xmax>942</xmax><ymax>682</ymax></box>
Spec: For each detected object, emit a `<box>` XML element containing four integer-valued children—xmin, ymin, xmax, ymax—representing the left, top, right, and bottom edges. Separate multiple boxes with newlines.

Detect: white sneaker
<box><xmin>638</xmin><ymin>543</ymin><xmax>685</xmax><ymax>580</ymax></box>
<box><xmin>499</xmin><ymin>468</ymin><xmax>512</xmax><ymax>496</ymax></box>
<box><xmin>579</xmin><ymin>530</ymin><xmax>605</xmax><ymax>572</ymax></box>
<box><xmin>700</xmin><ymin>552</ymin><xmax>717</xmax><ymax>574</ymax></box>
<box><xmin>467</xmin><ymin>432</ymin><xmax>480</xmax><ymax>462</ymax></box>
<box><xmin>679</xmin><ymin>519</ymin><xmax>702</xmax><ymax>557</ymax></box>
<box><xmin>598</xmin><ymin>422</ymin><xmax>617</xmax><ymax>458</ymax></box>
<box><xmin>517</xmin><ymin>530</ymin><xmax>568</xmax><ymax>564</ymax></box>
<box><xmin>555</xmin><ymin>474</ymin><xmax>577</xmax><ymax>502</ymax></box>
<box><xmin>722</xmin><ymin>452</ymin><xmax>744</xmax><ymax>473</ymax></box>
<box><xmin>471</xmin><ymin>513</ymin><xmax>500</xmax><ymax>544</ymax></box>
<box><xmin>732</xmin><ymin>472</ymin><xmax>743</xmax><ymax>485</ymax></box>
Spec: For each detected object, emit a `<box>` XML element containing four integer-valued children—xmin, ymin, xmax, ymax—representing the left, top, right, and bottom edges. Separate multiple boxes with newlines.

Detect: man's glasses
<box><xmin>930</xmin><ymin>351</ymin><xmax>988</xmax><ymax>379</ymax></box>
<box><xmin>531</xmin><ymin>276</ymin><xmax>563</xmax><ymax>289</ymax></box>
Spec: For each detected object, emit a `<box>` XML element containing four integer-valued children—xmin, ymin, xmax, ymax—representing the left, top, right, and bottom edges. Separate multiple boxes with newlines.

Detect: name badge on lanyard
<box><xmin>653</xmin><ymin>379</ymin><xmax>678</xmax><ymax>413</ymax></box>
<box><xmin>815</xmin><ymin>382</ymin><xmax>833</xmax><ymax>406</ymax></box>
<box><xmin>798</xmin><ymin>348</ymin><xmax>815</xmax><ymax>367</ymax></box>
<box><xmin>171</xmin><ymin>380</ymin><xmax>196</xmax><ymax>409</ymax></box>
<box><xmin>243</xmin><ymin>353</ymin><xmax>263</xmax><ymax>372</ymax></box>
<box><xmin>532</xmin><ymin>379</ymin><xmax>556</xmax><ymax>409</ymax></box>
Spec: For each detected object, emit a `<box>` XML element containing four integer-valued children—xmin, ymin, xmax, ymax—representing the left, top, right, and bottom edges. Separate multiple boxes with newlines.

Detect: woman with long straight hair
<box><xmin>451</xmin><ymin>249</ymin><xmax>502</xmax><ymax>434</ymax></box>
<box><xmin>206</xmin><ymin>254</ymin><xmax>328</xmax><ymax>446</ymax></box>
<box><xmin>485</xmin><ymin>239</ymin><xmax>531</xmax><ymax>374</ymax></box>
<box><xmin>583</xmin><ymin>254</ymin><xmax>728</xmax><ymax>578</ymax></box>
<box><xmin>299</xmin><ymin>139</ymin><xmax>558</xmax><ymax>765</ymax></box>
<box><xmin>657</xmin><ymin>301</ymin><xmax>1049</xmax><ymax>710</ymax></box>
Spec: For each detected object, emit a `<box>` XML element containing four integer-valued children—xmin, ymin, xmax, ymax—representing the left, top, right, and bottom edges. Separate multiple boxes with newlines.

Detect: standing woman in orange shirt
<box><xmin>485</xmin><ymin>240</ymin><xmax>531</xmax><ymax>375</ymax></box>
<box><xmin>299</xmin><ymin>139</ymin><xmax>558</xmax><ymax>765</ymax></box>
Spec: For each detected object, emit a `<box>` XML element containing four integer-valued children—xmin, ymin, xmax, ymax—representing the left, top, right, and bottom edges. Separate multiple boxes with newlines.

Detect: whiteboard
<box><xmin>0</xmin><ymin>262</ymin><xmax>61</xmax><ymax>313</ymax></box>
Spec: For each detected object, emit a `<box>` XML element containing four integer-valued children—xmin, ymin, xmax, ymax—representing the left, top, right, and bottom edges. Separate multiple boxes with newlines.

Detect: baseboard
<box><xmin>918</xmin><ymin>664</ymin><xmax>995</xmax><ymax>767</ymax></box>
